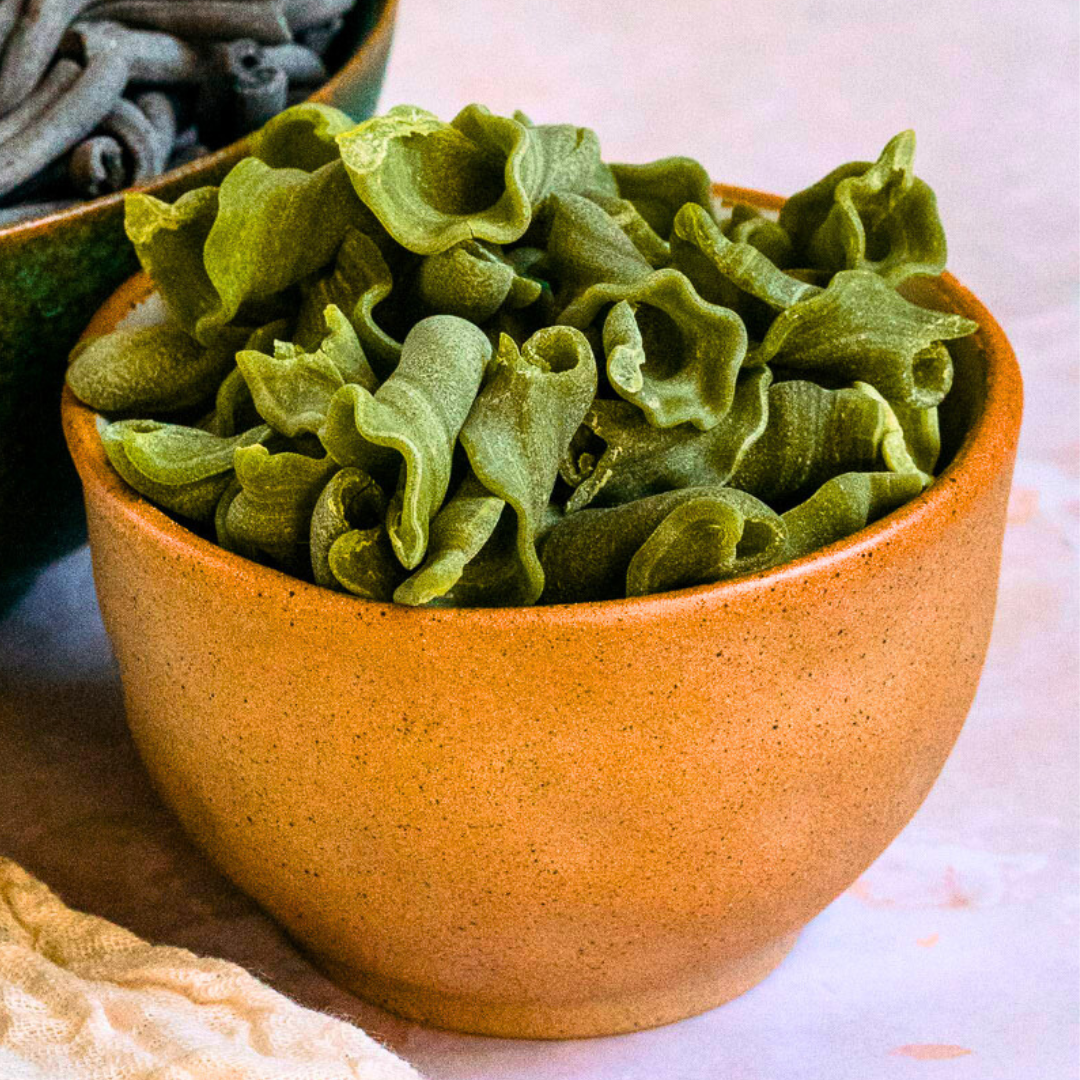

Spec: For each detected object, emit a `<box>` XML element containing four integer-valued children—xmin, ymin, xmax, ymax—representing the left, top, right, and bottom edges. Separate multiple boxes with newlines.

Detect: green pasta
<box><xmin>459</xmin><ymin>326</ymin><xmax>597</xmax><ymax>604</ymax></box>
<box><xmin>778</xmin><ymin>130</ymin><xmax>948</xmax><ymax>284</ymax></box>
<box><xmin>560</xmin><ymin>269</ymin><xmax>750</xmax><ymax>430</ymax></box>
<box><xmin>393</xmin><ymin>472</ymin><xmax>506</xmax><ymax>606</ymax></box>
<box><xmin>539</xmin><ymin>486</ymin><xmax>784</xmax><ymax>603</ymax></box>
<box><xmin>321</xmin><ymin>314</ymin><xmax>492</xmax><ymax>568</ymax></box>
<box><xmin>542</xmin><ymin>192</ymin><xmax>653</xmax><ymax>306</ymax></box>
<box><xmin>729</xmin><ymin>380</ymin><xmax>923</xmax><ymax>503</ymax></box>
<box><xmin>310</xmin><ymin>467</ymin><xmax>401</xmax><ymax>600</ymax></box>
<box><xmin>227</xmin><ymin>443</ymin><xmax>339</xmax><ymax>574</ymax></box>
<box><xmin>68</xmin><ymin>324</ymin><xmax>235</xmax><ymax>415</ymax></box>
<box><xmin>69</xmin><ymin>105</ymin><xmax>978</xmax><ymax>606</ymax></box>
<box><xmin>200</xmin><ymin>157</ymin><xmax>360</xmax><ymax>342</ymax></box>
<box><xmin>338</xmin><ymin>105</ymin><xmax>536</xmax><ymax>255</ymax></box>
<box><xmin>751</xmin><ymin>270</ymin><xmax>970</xmax><ymax>408</ymax></box>
<box><xmin>101</xmin><ymin>419</ymin><xmax>271</xmax><ymax>523</ymax></box>
<box><xmin>253</xmin><ymin>102</ymin><xmax>357</xmax><ymax>173</ymax></box>
<box><xmin>237</xmin><ymin>305</ymin><xmax>377</xmax><ymax>438</ymax></box>
<box><xmin>609</xmin><ymin>157</ymin><xmax>715</xmax><ymax>238</ymax></box>
<box><xmin>417</xmin><ymin>240</ymin><xmax>542</xmax><ymax>323</ymax></box>
<box><xmin>295</xmin><ymin>228</ymin><xmax>403</xmax><ymax>370</ymax></box>
<box><xmin>123</xmin><ymin>187</ymin><xmax>222</xmax><ymax>340</ymax></box>
<box><xmin>562</xmin><ymin>367</ymin><xmax>772</xmax><ymax>512</ymax></box>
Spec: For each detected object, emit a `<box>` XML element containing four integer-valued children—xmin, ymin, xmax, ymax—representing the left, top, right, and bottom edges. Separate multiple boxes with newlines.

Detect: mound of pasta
<box><xmin>67</xmin><ymin>103</ymin><xmax>976</xmax><ymax>606</ymax></box>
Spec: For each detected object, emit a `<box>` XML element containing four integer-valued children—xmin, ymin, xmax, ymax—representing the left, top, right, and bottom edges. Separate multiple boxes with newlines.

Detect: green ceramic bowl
<box><xmin>0</xmin><ymin>0</ymin><xmax>397</xmax><ymax>613</ymax></box>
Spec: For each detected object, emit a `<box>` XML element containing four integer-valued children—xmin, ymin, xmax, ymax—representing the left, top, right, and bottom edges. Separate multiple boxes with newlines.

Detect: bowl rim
<box><xmin>61</xmin><ymin>183</ymin><xmax>1024</xmax><ymax>626</ymax></box>
<box><xmin>0</xmin><ymin>0</ymin><xmax>397</xmax><ymax>240</ymax></box>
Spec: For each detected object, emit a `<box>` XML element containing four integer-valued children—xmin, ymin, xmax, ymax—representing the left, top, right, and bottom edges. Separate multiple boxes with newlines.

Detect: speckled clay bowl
<box><xmin>0</xmin><ymin>0</ymin><xmax>397</xmax><ymax>613</ymax></box>
<box><xmin>62</xmin><ymin>186</ymin><xmax>1022</xmax><ymax>1039</ymax></box>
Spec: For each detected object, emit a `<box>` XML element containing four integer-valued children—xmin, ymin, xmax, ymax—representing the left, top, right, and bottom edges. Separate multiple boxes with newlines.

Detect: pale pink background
<box><xmin>2</xmin><ymin>1</ymin><xmax>1077</xmax><ymax>1077</ymax></box>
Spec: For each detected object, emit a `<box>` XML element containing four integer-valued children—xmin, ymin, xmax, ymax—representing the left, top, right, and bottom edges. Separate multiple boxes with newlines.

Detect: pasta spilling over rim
<box><xmin>66</xmin><ymin>102</ymin><xmax>977</xmax><ymax>607</ymax></box>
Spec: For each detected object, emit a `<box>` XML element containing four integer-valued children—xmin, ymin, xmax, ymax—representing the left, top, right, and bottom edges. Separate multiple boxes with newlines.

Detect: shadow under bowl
<box><xmin>61</xmin><ymin>186</ymin><xmax>1022</xmax><ymax>1038</ymax></box>
<box><xmin>0</xmin><ymin>0</ymin><xmax>397</xmax><ymax>614</ymax></box>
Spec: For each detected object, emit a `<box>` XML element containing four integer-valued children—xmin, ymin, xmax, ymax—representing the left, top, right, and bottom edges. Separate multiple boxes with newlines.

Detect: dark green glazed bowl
<box><xmin>0</xmin><ymin>0</ymin><xmax>397</xmax><ymax>613</ymax></box>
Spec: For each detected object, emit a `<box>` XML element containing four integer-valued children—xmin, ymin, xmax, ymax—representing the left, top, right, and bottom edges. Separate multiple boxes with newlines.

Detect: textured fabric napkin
<box><xmin>0</xmin><ymin>858</ymin><xmax>421</xmax><ymax>1079</ymax></box>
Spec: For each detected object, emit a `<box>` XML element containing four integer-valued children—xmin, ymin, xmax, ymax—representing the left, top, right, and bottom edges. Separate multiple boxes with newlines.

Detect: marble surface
<box><xmin>2</xmin><ymin>1</ymin><xmax>1077</xmax><ymax>1077</ymax></box>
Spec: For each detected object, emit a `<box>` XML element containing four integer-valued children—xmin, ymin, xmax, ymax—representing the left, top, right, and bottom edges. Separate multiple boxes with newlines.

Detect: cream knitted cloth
<box><xmin>0</xmin><ymin>858</ymin><xmax>421</xmax><ymax>1079</ymax></box>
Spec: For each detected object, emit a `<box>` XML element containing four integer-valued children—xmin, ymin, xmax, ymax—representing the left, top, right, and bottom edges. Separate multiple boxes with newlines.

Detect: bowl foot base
<box><xmin>310</xmin><ymin>932</ymin><xmax>799</xmax><ymax>1039</ymax></box>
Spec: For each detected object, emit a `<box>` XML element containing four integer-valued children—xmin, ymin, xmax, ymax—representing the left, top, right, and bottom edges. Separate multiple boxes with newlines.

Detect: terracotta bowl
<box><xmin>61</xmin><ymin>186</ymin><xmax>1023</xmax><ymax>1039</ymax></box>
<box><xmin>0</xmin><ymin>0</ymin><xmax>397</xmax><ymax>612</ymax></box>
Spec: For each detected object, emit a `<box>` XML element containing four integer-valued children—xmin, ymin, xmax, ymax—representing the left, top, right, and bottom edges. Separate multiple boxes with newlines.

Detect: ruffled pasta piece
<box><xmin>562</xmin><ymin>366</ymin><xmax>772</xmax><ymax>512</ymax></box>
<box><xmin>101</xmin><ymin>420</ymin><xmax>270</xmax><ymax>522</ymax></box>
<box><xmin>83</xmin><ymin>109</ymin><xmax>967</xmax><ymax>608</ymax></box>
<box><xmin>671</xmin><ymin>203</ymin><xmax>819</xmax><ymax>312</ymax></box>
<box><xmin>852</xmin><ymin>382</ymin><xmax>933</xmax><ymax>485</ymax></box>
<box><xmin>227</xmin><ymin>444</ymin><xmax>338</xmax><ymax>573</ymax></box>
<box><xmin>201</xmin><ymin>321</ymin><xmax>292</xmax><ymax>437</ymax></box>
<box><xmin>540</xmin><ymin>486</ymin><xmax>784</xmax><ymax>603</ymax></box>
<box><xmin>627</xmin><ymin>489</ymin><xmax>785</xmax><ymax>597</ymax></box>
<box><xmin>200</xmin><ymin>322</ymin><xmax>287</xmax><ymax>436</ymax></box>
<box><xmin>319</xmin><ymin>388</ymin><xmax>396</xmax><ymax>479</ymax></box>
<box><xmin>68</xmin><ymin>324</ymin><xmax>233</xmax><ymax>414</ymax></box>
<box><xmin>779</xmin><ymin>131</ymin><xmax>948</xmax><ymax>284</ymax></box>
<box><xmin>753</xmin><ymin>270</ymin><xmax>976</xmax><ymax>408</ymax></box>
<box><xmin>328</xmin><ymin>526</ymin><xmax>403</xmax><ymax>601</ymax></box>
<box><xmin>524</xmin><ymin>118</ymin><xmax>619</xmax><ymax>203</ymax></box>
<box><xmin>295</xmin><ymin>228</ymin><xmax>403</xmax><ymax>373</ymax></box>
<box><xmin>561</xmin><ymin>269</ymin><xmax>749</xmax><ymax>430</ymax></box>
<box><xmin>393</xmin><ymin>473</ymin><xmax>506</xmax><ymax>606</ymax></box>
<box><xmin>199</xmin><ymin>158</ymin><xmax>360</xmax><ymax>341</ymax></box>
<box><xmin>309</xmin><ymin>467</ymin><xmax>400</xmax><ymax>599</ymax></box>
<box><xmin>541</xmin><ymin>193</ymin><xmax>653</xmax><ymax>305</ymax></box>
<box><xmin>724</xmin><ymin>204</ymin><xmax>794</xmax><ymax>267</ymax></box>
<box><xmin>416</xmin><ymin>240</ymin><xmax>541</xmax><ymax>323</ymax></box>
<box><xmin>586</xmin><ymin>193</ymin><xmax>671</xmax><ymax>267</ymax></box>
<box><xmin>402</xmin><ymin>498</ymin><xmax>562</xmax><ymax>609</ymax></box>
<box><xmin>891</xmin><ymin>399</ymin><xmax>941</xmax><ymax>475</ymax></box>
<box><xmin>319</xmin><ymin>315</ymin><xmax>492</xmax><ymax>568</ymax></box>
<box><xmin>253</xmin><ymin>102</ymin><xmax>356</xmax><ymax>171</ymax></box>
<box><xmin>780</xmin><ymin>471</ymin><xmax>926</xmax><ymax>562</ymax></box>
<box><xmin>339</xmin><ymin>105</ymin><xmax>618</xmax><ymax>256</ymax></box>
<box><xmin>338</xmin><ymin>104</ymin><xmax>535</xmax><ymax>255</ymax></box>
<box><xmin>124</xmin><ymin>187</ymin><xmax>220</xmax><ymax>339</ymax></box>
<box><xmin>459</xmin><ymin>326</ymin><xmax>597</xmax><ymax>604</ymax></box>
<box><xmin>237</xmin><ymin>305</ymin><xmax>377</xmax><ymax>438</ymax></box>
<box><xmin>731</xmin><ymin>379</ymin><xmax>899</xmax><ymax>503</ymax></box>
<box><xmin>120</xmin><ymin>423</ymin><xmax>270</xmax><ymax>485</ymax></box>
<box><xmin>202</xmin><ymin>368</ymin><xmax>250</xmax><ymax>437</ymax></box>
<box><xmin>609</xmin><ymin>156</ymin><xmax>715</xmax><ymax>238</ymax></box>
<box><xmin>215</xmin><ymin>476</ymin><xmax>261</xmax><ymax>561</ymax></box>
